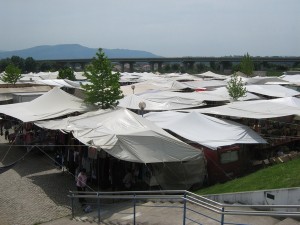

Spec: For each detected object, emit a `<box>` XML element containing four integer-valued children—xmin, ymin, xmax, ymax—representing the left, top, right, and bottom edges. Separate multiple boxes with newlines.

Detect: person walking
<box><xmin>76</xmin><ymin>168</ymin><xmax>87</xmax><ymax>204</ymax></box>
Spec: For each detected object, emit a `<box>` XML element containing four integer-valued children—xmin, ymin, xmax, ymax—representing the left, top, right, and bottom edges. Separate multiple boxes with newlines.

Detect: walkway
<box><xmin>0</xmin><ymin>129</ymin><xmax>81</xmax><ymax>225</ymax></box>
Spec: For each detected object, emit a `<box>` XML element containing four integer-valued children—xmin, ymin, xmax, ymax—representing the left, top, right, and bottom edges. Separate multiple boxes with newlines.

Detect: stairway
<box><xmin>72</xmin><ymin>200</ymin><xmax>300</xmax><ymax>225</ymax></box>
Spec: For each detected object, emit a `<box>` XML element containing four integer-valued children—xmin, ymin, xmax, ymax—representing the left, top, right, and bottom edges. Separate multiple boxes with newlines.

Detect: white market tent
<box><xmin>0</xmin><ymin>87</ymin><xmax>93</xmax><ymax>122</ymax></box>
<box><xmin>245</xmin><ymin>85</ymin><xmax>300</xmax><ymax>98</ymax></box>
<box><xmin>162</xmin><ymin>73</ymin><xmax>200</xmax><ymax>81</ymax></box>
<box><xmin>35</xmin><ymin>108</ymin><xmax>207</xmax><ymax>189</ymax></box>
<box><xmin>138</xmin><ymin>90</ymin><xmax>229</xmax><ymax>103</ymax></box>
<box><xmin>194</xmin><ymin>71</ymin><xmax>227</xmax><ymax>80</ymax></box>
<box><xmin>118</xmin><ymin>93</ymin><xmax>205</xmax><ymax>111</ymax></box>
<box><xmin>35</xmin><ymin>79</ymin><xmax>78</xmax><ymax>88</ymax></box>
<box><xmin>35</xmin><ymin>108</ymin><xmax>203</xmax><ymax>164</ymax></box>
<box><xmin>0</xmin><ymin>86</ymin><xmax>52</xmax><ymax>94</ymax></box>
<box><xmin>34</xmin><ymin>110</ymin><xmax>108</xmax><ymax>130</ymax></box>
<box><xmin>121</xmin><ymin>89</ymin><xmax>260</xmax><ymax>110</ymax></box>
<box><xmin>243</xmin><ymin>77</ymin><xmax>290</xmax><ymax>85</ymax></box>
<box><xmin>186</xmin><ymin>97</ymin><xmax>300</xmax><ymax>119</ymax></box>
<box><xmin>182</xmin><ymin>80</ymin><xmax>227</xmax><ymax>90</ymax></box>
<box><xmin>144</xmin><ymin>111</ymin><xmax>267</xmax><ymax>149</ymax></box>
<box><xmin>206</xmin><ymin>87</ymin><xmax>261</xmax><ymax>101</ymax></box>
<box><xmin>281</xmin><ymin>74</ymin><xmax>300</xmax><ymax>86</ymax></box>
<box><xmin>121</xmin><ymin>80</ymin><xmax>192</xmax><ymax>96</ymax></box>
<box><xmin>37</xmin><ymin>71</ymin><xmax>59</xmax><ymax>80</ymax></box>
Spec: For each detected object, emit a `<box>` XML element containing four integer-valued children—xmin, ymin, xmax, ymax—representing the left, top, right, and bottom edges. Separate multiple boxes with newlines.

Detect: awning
<box><xmin>144</xmin><ymin>111</ymin><xmax>267</xmax><ymax>149</ymax></box>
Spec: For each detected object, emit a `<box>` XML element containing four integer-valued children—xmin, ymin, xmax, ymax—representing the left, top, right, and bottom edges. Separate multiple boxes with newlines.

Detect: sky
<box><xmin>0</xmin><ymin>0</ymin><xmax>299</xmax><ymax>57</ymax></box>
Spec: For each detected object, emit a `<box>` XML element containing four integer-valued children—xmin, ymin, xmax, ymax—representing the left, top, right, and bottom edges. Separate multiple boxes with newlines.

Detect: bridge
<box><xmin>37</xmin><ymin>56</ymin><xmax>300</xmax><ymax>72</ymax></box>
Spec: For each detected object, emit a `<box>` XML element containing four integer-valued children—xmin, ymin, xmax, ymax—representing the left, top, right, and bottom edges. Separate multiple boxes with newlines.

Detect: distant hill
<box><xmin>0</xmin><ymin>44</ymin><xmax>161</xmax><ymax>60</ymax></box>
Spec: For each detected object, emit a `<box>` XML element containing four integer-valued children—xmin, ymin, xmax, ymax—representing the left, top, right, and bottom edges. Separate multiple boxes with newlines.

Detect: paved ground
<box><xmin>0</xmin><ymin>129</ymin><xmax>82</xmax><ymax>225</ymax></box>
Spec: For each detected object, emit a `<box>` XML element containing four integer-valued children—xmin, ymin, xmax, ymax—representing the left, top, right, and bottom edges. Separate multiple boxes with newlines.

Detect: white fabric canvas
<box><xmin>187</xmin><ymin>97</ymin><xmax>300</xmax><ymax>119</ymax></box>
<box><xmin>144</xmin><ymin>111</ymin><xmax>266</xmax><ymax>149</ymax></box>
<box><xmin>36</xmin><ymin>108</ymin><xmax>204</xmax><ymax>163</ymax></box>
<box><xmin>0</xmin><ymin>87</ymin><xmax>93</xmax><ymax>122</ymax></box>
<box><xmin>245</xmin><ymin>84</ymin><xmax>300</xmax><ymax>98</ymax></box>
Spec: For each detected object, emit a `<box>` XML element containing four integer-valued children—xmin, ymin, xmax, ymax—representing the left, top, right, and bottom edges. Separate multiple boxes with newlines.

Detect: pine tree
<box><xmin>226</xmin><ymin>72</ymin><xmax>247</xmax><ymax>101</ymax></box>
<box><xmin>81</xmin><ymin>48</ymin><xmax>123</xmax><ymax>109</ymax></box>
<box><xmin>1</xmin><ymin>64</ymin><xmax>22</xmax><ymax>85</ymax></box>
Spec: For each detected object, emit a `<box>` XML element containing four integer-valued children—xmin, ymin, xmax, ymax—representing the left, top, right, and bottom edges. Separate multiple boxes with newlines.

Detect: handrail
<box><xmin>185</xmin><ymin>195</ymin><xmax>223</xmax><ymax>211</ymax></box>
<box><xmin>185</xmin><ymin>191</ymin><xmax>223</xmax><ymax>206</ymax></box>
<box><xmin>68</xmin><ymin>190</ymin><xmax>300</xmax><ymax>225</ymax></box>
<box><xmin>78</xmin><ymin>190</ymin><xmax>186</xmax><ymax>195</ymax></box>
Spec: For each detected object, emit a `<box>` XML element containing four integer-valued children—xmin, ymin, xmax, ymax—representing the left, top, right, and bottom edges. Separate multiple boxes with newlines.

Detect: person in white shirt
<box><xmin>76</xmin><ymin>168</ymin><xmax>87</xmax><ymax>204</ymax></box>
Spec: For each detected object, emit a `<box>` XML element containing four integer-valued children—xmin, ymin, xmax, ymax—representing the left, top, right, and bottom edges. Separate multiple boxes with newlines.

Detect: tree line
<box><xmin>0</xmin><ymin>49</ymin><xmax>123</xmax><ymax>109</ymax></box>
<box><xmin>0</xmin><ymin>56</ymin><xmax>71</xmax><ymax>73</ymax></box>
<box><xmin>1</xmin><ymin>54</ymin><xmax>295</xmax><ymax>76</ymax></box>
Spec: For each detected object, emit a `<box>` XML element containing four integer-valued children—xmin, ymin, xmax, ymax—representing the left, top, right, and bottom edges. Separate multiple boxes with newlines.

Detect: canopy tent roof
<box><xmin>34</xmin><ymin>79</ymin><xmax>78</xmax><ymax>88</ymax></box>
<box><xmin>34</xmin><ymin>110</ymin><xmax>108</xmax><ymax>130</ymax></box>
<box><xmin>243</xmin><ymin>77</ymin><xmax>290</xmax><ymax>85</ymax></box>
<box><xmin>121</xmin><ymin>89</ymin><xmax>260</xmax><ymax>110</ymax></box>
<box><xmin>20</xmin><ymin>71</ymin><xmax>86</xmax><ymax>82</ymax></box>
<box><xmin>121</xmin><ymin>80</ymin><xmax>192</xmax><ymax>96</ymax></box>
<box><xmin>35</xmin><ymin>71</ymin><xmax>59</xmax><ymax>80</ymax></box>
<box><xmin>0</xmin><ymin>87</ymin><xmax>93</xmax><ymax>122</ymax></box>
<box><xmin>245</xmin><ymin>84</ymin><xmax>300</xmax><ymax>98</ymax></box>
<box><xmin>120</xmin><ymin>72</ymin><xmax>200</xmax><ymax>83</ymax></box>
<box><xmin>138</xmin><ymin>90</ymin><xmax>229</xmax><ymax>102</ymax></box>
<box><xmin>144</xmin><ymin>111</ymin><xmax>266</xmax><ymax>149</ymax></box>
<box><xmin>194</xmin><ymin>71</ymin><xmax>227</xmax><ymax>80</ymax></box>
<box><xmin>281</xmin><ymin>74</ymin><xmax>300</xmax><ymax>86</ymax></box>
<box><xmin>0</xmin><ymin>85</ymin><xmax>52</xmax><ymax>94</ymax></box>
<box><xmin>184</xmin><ymin>97</ymin><xmax>300</xmax><ymax>119</ymax></box>
<box><xmin>182</xmin><ymin>80</ymin><xmax>227</xmax><ymax>90</ymax></box>
<box><xmin>207</xmin><ymin>87</ymin><xmax>261</xmax><ymax>101</ymax></box>
<box><xmin>118</xmin><ymin>93</ymin><xmax>205</xmax><ymax>111</ymax></box>
<box><xmin>161</xmin><ymin>73</ymin><xmax>200</xmax><ymax>81</ymax></box>
<box><xmin>35</xmin><ymin>108</ymin><xmax>203</xmax><ymax>163</ymax></box>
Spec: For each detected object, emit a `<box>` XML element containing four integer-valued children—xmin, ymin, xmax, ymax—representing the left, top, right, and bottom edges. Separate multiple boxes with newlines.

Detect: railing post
<box><xmin>183</xmin><ymin>192</ymin><xmax>187</xmax><ymax>225</ymax></box>
<box><xmin>220</xmin><ymin>207</ymin><xmax>225</xmax><ymax>225</ymax></box>
<box><xmin>71</xmin><ymin>193</ymin><xmax>74</xmax><ymax>219</ymax></box>
<box><xmin>133</xmin><ymin>193</ymin><xmax>136</xmax><ymax>225</ymax></box>
<box><xmin>97</xmin><ymin>192</ymin><xmax>101</xmax><ymax>224</ymax></box>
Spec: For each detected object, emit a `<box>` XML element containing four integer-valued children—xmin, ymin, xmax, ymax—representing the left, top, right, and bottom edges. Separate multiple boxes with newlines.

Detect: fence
<box><xmin>69</xmin><ymin>190</ymin><xmax>300</xmax><ymax>224</ymax></box>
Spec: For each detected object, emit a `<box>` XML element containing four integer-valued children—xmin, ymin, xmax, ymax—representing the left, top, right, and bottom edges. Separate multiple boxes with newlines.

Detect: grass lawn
<box><xmin>195</xmin><ymin>157</ymin><xmax>300</xmax><ymax>195</ymax></box>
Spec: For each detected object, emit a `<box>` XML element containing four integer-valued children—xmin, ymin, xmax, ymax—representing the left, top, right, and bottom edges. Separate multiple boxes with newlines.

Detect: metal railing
<box><xmin>68</xmin><ymin>190</ymin><xmax>300</xmax><ymax>225</ymax></box>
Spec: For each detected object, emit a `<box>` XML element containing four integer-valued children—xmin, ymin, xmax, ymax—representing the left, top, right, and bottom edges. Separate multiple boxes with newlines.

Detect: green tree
<box><xmin>1</xmin><ymin>64</ymin><xmax>22</xmax><ymax>85</ymax></box>
<box><xmin>240</xmin><ymin>53</ymin><xmax>254</xmax><ymax>77</ymax></box>
<box><xmin>232</xmin><ymin>63</ymin><xmax>241</xmax><ymax>72</ymax></box>
<box><xmin>226</xmin><ymin>72</ymin><xmax>247</xmax><ymax>101</ymax></box>
<box><xmin>38</xmin><ymin>61</ymin><xmax>54</xmax><ymax>72</ymax></box>
<box><xmin>196</xmin><ymin>63</ymin><xmax>207</xmax><ymax>73</ymax></box>
<box><xmin>58</xmin><ymin>67</ymin><xmax>76</xmax><ymax>80</ymax></box>
<box><xmin>24</xmin><ymin>57</ymin><xmax>37</xmax><ymax>72</ymax></box>
<box><xmin>171</xmin><ymin>63</ymin><xmax>180</xmax><ymax>72</ymax></box>
<box><xmin>11</xmin><ymin>56</ymin><xmax>25</xmax><ymax>72</ymax></box>
<box><xmin>163</xmin><ymin>64</ymin><xmax>171</xmax><ymax>73</ymax></box>
<box><xmin>81</xmin><ymin>48</ymin><xmax>123</xmax><ymax>108</ymax></box>
<box><xmin>0</xmin><ymin>58</ymin><xmax>11</xmax><ymax>72</ymax></box>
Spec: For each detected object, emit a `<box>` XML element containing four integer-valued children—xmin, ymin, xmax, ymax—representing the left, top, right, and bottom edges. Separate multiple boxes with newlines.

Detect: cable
<box><xmin>34</xmin><ymin>144</ymin><xmax>96</xmax><ymax>192</ymax></box>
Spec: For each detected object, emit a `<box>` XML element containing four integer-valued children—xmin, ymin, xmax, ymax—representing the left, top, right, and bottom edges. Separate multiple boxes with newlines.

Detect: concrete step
<box><xmin>276</xmin><ymin>218</ymin><xmax>300</xmax><ymax>225</ymax></box>
<box><xmin>72</xmin><ymin>200</ymin><xmax>298</xmax><ymax>225</ymax></box>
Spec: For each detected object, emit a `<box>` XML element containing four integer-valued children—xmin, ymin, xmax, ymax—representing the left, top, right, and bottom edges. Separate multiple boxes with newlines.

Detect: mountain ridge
<box><xmin>0</xmin><ymin>44</ymin><xmax>161</xmax><ymax>60</ymax></box>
